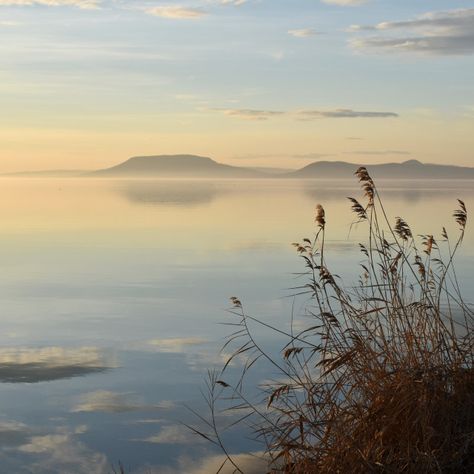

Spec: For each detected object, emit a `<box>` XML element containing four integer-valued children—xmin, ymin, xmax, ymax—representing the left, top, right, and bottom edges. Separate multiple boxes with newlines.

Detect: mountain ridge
<box><xmin>89</xmin><ymin>154</ymin><xmax>264</xmax><ymax>178</ymax></box>
<box><xmin>287</xmin><ymin>158</ymin><xmax>474</xmax><ymax>179</ymax></box>
<box><xmin>3</xmin><ymin>155</ymin><xmax>474</xmax><ymax>179</ymax></box>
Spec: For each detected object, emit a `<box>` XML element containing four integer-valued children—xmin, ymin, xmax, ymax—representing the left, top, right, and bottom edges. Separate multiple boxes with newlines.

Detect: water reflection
<box><xmin>0</xmin><ymin>420</ymin><xmax>108</xmax><ymax>474</ymax></box>
<box><xmin>114</xmin><ymin>180</ymin><xmax>230</xmax><ymax>207</ymax></box>
<box><xmin>0</xmin><ymin>178</ymin><xmax>471</xmax><ymax>472</ymax></box>
<box><xmin>0</xmin><ymin>347</ymin><xmax>114</xmax><ymax>383</ymax></box>
<box><xmin>72</xmin><ymin>391</ymin><xmax>174</xmax><ymax>413</ymax></box>
<box><xmin>301</xmin><ymin>180</ymin><xmax>474</xmax><ymax>205</ymax></box>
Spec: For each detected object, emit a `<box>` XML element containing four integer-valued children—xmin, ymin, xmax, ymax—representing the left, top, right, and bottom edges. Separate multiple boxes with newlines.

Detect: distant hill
<box><xmin>89</xmin><ymin>155</ymin><xmax>264</xmax><ymax>178</ymax></box>
<box><xmin>5</xmin><ymin>157</ymin><xmax>473</xmax><ymax>180</ymax></box>
<box><xmin>287</xmin><ymin>160</ymin><xmax>474</xmax><ymax>180</ymax></box>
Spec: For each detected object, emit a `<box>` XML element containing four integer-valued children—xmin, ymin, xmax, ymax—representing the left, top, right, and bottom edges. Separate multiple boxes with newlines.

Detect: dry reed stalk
<box><xmin>194</xmin><ymin>171</ymin><xmax>473</xmax><ymax>474</ymax></box>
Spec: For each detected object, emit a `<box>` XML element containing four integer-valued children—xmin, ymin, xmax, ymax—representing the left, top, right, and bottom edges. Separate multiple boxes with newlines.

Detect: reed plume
<box><xmin>194</xmin><ymin>171</ymin><xmax>473</xmax><ymax>474</ymax></box>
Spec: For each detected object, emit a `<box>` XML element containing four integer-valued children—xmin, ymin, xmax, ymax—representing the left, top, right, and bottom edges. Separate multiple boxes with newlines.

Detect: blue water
<box><xmin>0</xmin><ymin>178</ymin><xmax>472</xmax><ymax>473</ymax></box>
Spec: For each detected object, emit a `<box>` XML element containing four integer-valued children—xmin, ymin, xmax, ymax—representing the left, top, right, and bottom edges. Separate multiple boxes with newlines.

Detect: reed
<box><xmin>193</xmin><ymin>169</ymin><xmax>473</xmax><ymax>473</ymax></box>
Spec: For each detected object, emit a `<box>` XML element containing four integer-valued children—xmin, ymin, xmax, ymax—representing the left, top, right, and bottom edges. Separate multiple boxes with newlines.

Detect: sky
<box><xmin>0</xmin><ymin>0</ymin><xmax>473</xmax><ymax>172</ymax></box>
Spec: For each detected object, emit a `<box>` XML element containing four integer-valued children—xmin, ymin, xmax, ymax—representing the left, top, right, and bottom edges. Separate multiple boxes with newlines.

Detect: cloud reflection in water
<box><xmin>0</xmin><ymin>347</ymin><xmax>115</xmax><ymax>383</ymax></box>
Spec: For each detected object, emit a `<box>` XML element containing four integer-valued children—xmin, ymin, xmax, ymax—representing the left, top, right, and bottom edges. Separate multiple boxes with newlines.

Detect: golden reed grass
<box><xmin>192</xmin><ymin>169</ymin><xmax>473</xmax><ymax>473</ymax></box>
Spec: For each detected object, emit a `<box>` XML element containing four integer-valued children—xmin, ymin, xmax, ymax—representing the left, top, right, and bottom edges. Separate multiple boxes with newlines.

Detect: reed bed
<box><xmin>193</xmin><ymin>169</ymin><xmax>473</xmax><ymax>473</ymax></box>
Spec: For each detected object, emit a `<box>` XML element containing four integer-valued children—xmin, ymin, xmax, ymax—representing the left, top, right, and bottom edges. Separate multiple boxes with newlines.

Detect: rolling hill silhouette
<box><xmin>7</xmin><ymin>156</ymin><xmax>473</xmax><ymax>180</ymax></box>
<box><xmin>90</xmin><ymin>154</ymin><xmax>263</xmax><ymax>178</ymax></box>
<box><xmin>287</xmin><ymin>159</ymin><xmax>474</xmax><ymax>179</ymax></box>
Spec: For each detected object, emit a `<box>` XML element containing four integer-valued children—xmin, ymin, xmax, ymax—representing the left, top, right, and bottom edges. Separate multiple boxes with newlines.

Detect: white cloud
<box><xmin>0</xmin><ymin>421</ymin><xmax>31</xmax><ymax>446</ymax></box>
<box><xmin>322</xmin><ymin>0</ymin><xmax>368</xmax><ymax>6</ymax></box>
<box><xmin>217</xmin><ymin>0</ymin><xmax>247</xmax><ymax>5</ymax></box>
<box><xmin>288</xmin><ymin>28</ymin><xmax>319</xmax><ymax>38</ymax></box>
<box><xmin>0</xmin><ymin>0</ymin><xmax>100</xmax><ymax>8</ymax></box>
<box><xmin>72</xmin><ymin>390</ymin><xmax>174</xmax><ymax>413</ymax></box>
<box><xmin>0</xmin><ymin>346</ymin><xmax>115</xmax><ymax>383</ymax></box>
<box><xmin>350</xmin><ymin>8</ymin><xmax>474</xmax><ymax>55</ymax></box>
<box><xmin>141</xmin><ymin>424</ymin><xmax>205</xmax><ymax>445</ymax></box>
<box><xmin>18</xmin><ymin>431</ymin><xmax>108</xmax><ymax>474</ymax></box>
<box><xmin>146</xmin><ymin>6</ymin><xmax>207</xmax><ymax>19</ymax></box>
<box><xmin>221</xmin><ymin>109</ymin><xmax>285</xmax><ymax>120</ymax></box>
<box><xmin>147</xmin><ymin>337</ymin><xmax>208</xmax><ymax>353</ymax></box>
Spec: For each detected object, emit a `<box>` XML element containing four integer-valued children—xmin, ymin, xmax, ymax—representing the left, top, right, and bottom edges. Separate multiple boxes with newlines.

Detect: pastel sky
<box><xmin>0</xmin><ymin>0</ymin><xmax>473</xmax><ymax>171</ymax></box>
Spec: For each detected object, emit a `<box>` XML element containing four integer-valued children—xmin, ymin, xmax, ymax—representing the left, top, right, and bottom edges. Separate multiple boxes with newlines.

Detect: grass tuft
<box><xmin>195</xmin><ymin>171</ymin><xmax>473</xmax><ymax>473</ymax></box>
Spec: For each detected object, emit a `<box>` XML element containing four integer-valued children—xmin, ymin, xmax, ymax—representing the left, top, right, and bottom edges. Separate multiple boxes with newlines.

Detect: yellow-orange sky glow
<box><xmin>0</xmin><ymin>1</ymin><xmax>473</xmax><ymax>172</ymax></box>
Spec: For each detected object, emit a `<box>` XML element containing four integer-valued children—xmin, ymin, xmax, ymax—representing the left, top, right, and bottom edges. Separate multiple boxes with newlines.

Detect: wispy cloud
<box><xmin>298</xmin><ymin>108</ymin><xmax>398</xmax><ymax>119</ymax></box>
<box><xmin>232</xmin><ymin>152</ymin><xmax>332</xmax><ymax>160</ymax></box>
<box><xmin>322</xmin><ymin>0</ymin><xmax>368</xmax><ymax>6</ymax></box>
<box><xmin>147</xmin><ymin>337</ymin><xmax>207</xmax><ymax>353</ymax></box>
<box><xmin>0</xmin><ymin>421</ymin><xmax>32</xmax><ymax>447</ymax></box>
<box><xmin>141</xmin><ymin>425</ymin><xmax>205</xmax><ymax>445</ymax></box>
<box><xmin>350</xmin><ymin>8</ymin><xmax>474</xmax><ymax>55</ymax></box>
<box><xmin>17</xmin><ymin>429</ymin><xmax>108</xmax><ymax>474</ymax></box>
<box><xmin>0</xmin><ymin>0</ymin><xmax>100</xmax><ymax>8</ymax></box>
<box><xmin>72</xmin><ymin>390</ymin><xmax>175</xmax><ymax>413</ymax></box>
<box><xmin>217</xmin><ymin>0</ymin><xmax>248</xmax><ymax>5</ymax></box>
<box><xmin>293</xmin><ymin>153</ymin><xmax>333</xmax><ymax>160</ymax></box>
<box><xmin>221</xmin><ymin>109</ymin><xmax>285</xmax><ymax>120</ymax></box>
<box><xmin>288</xmin><ymin>28</ymin><xmax>320</xmax><ymax>38</ymax></box>
<box><xmin>345</xmin><ymin>150</ymin><xmax>411</xmax><ymax>156</ymax></box>
<box><xmin>146</xmin><ymin>6</ymin><xmax>207</xmax><ymax>19</ymax></box>
<box><xmin>216</xmin><ymin>108</ymin><xmax>397</xmax><ymax>121</ymax></box>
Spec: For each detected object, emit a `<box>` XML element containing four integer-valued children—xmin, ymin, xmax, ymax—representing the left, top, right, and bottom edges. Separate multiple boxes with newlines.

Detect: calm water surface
<box><xmin>0</xmin><ymin>178</ymin><xmax>472</xmax><ymax>473</ymax></box>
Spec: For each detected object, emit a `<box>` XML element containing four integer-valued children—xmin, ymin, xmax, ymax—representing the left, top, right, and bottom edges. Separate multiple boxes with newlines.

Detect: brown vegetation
<box><xmin>194</xmin><ymin>169</ymin><xmax>473</xmax><ymax>473</ymax></box>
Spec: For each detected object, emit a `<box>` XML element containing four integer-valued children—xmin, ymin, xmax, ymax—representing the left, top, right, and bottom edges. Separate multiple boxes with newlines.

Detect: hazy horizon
<box><xmin>3</xmin><ymin>154</ymin><xmax>474</xmax><ymax>176</ymax></box>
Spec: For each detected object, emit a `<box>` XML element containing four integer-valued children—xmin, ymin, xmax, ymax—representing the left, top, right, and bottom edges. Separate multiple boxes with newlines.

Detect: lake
<box><xmin>0</xmin><ymin>178</ymin><xmax>472</xmax><ymax>473</ymax></box>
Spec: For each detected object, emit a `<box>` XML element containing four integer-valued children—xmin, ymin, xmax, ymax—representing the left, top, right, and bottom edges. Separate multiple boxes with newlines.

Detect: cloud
<box><xmin>0</xmin><ymin>347</ymin><xmax>114</xmax><ymax>383</ymax></box>
<box><xmin>346</xmin><ymin>150</ymin><xmax>410</xmax><ymax>155</ymax></box>
<box><xmin>217</xmin><ymin>0</ymin><xmax>247</xmax><ymax>5</ymax></box>
<box><xmin>173</xmin><ymin>452</ymin><xmax>268</xmax><ymax>474</ymax></box>
<box><xmin>0</xmin><ymin>421</ymin><xmax>32</xmax><ymax>447</ymax></box>
<box><xmin>72</xmin><ymin>390</ymin><xmax>174</xmax><ymax>413</ymax></box>
<box><xmin>18</xmin><ymin>430</ymin><xmax>108</xmax><ymax>474</ymax></box>
<box><xmin>350</xmin><ymin>8</ymin><xmax>474</xmax><ymax>55</ymax></box>
<box><xmin>298</xmin><ymin>108</ymin><xmax>398</xmax><ymax>118</ymax></box>
<box><xmin>221</xmin><ymin>109</ymin><xmax>285</xmax><ymax>120</ymax></box>
<box><xmin>0</xmin><ymin>420</ymin><xmax>106</xmax><ymax>473</ymax></box>
<box><xmin>322</xmin><ymin>0</ymin><xmax>368</xmax><ymax>5</ymax></box>
<box><xmin>146</xmin><ymin>6</ymin><xmax>207</xmax><ymax>19</ymax></box>
<box><xmin>0</xmin><ymin>0</ymin><xmax>100</xmax><ymax>8</ymax></box>
<box><xmin>288</xmin><ymin>28</ymin><xmax>320</xmax><ymax>38</ymax></box>
<box><xmin>147</xmin><ymin>337</ymin><xmax>208</xmax><ymax>353</ymax></box>
<box><xmin>141</xmin><ymin>425</ymin><xmax>205</xmax><ymax>445</ymax></box>
<box><xmin>292</xmin><ymin>153</ymin><xmax>333</xmax><ymax>160</ymax></box>
<box><xmin>232</xmin><ymin>152</ymin><xmax>331</xmax><ymax>160</ymax></box>
<box><xmin>215</xmin><ymin>108</ymin><xmax>397</xmax><ymax>121</ymax></box>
